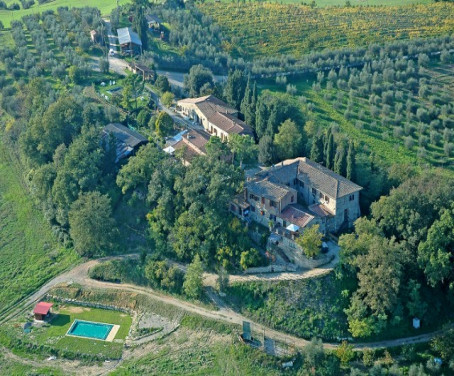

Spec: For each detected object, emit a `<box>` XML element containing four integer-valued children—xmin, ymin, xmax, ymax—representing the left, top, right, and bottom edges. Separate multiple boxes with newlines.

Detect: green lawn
<box><xmin>30</xmin><ymin>304</ymin><xmax>132</xmax><ymax>359</ymax></box>
<box><xmin>0</xmin><ymin>0</ymin><xmax>132</xmax><ymax>28</ymax></box>
<box><xmin>0</xmin><ymin>138</ymin><xmax>78</xmax><ymax>314</ymax></box>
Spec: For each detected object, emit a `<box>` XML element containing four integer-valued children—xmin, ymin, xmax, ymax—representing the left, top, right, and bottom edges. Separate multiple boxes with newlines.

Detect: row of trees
<box><xmin>314</xmin><ymin>48</ymin><xmax>454</xmax><ymax>165</ymax></box>
<box><xmin>1</xmin><ymin>8</ymin><xmax>102</xmax><ymax>84</ymax></box>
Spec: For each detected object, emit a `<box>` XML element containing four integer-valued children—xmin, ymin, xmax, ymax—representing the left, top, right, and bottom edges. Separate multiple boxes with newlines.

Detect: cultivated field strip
<box><xmin>200</xmin><ymin>2</ymin><xmax>454</xmax><ymax>58</ymax></box>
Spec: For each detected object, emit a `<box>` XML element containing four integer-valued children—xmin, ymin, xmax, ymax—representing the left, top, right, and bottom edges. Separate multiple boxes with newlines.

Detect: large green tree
<box><xmin>418</xmin><ymin>203</ymin><xmax>454</xmax><ymax>287</ymax></box>
<box><xmin>117</xmin><ymin>143</ymin><xmax>164</xmax><ymax>194</ymax></box>
<box><xmin>228</xmin><ymin>134</ymin><xmax>257</xmax><ymax>167</ymax></box>
<box><xmin>184</xmin><ymin>65</ymin><xmax>214</xmax><ymax>97</ymax></box>
<box><xmin>274</xmin><ymin>119</ymin><xmax>304</xmax><ymax>160</ymax></box>
<box><xmin>183</xmin><ymin>254</ymin><xmax>204</xmax><ymax>299</ymax></box>
<box><xmin>21</xmin><ymin>96</ymin><xmax>83</xmax><ymax>164</ymax></box>
<box><xmin>69</xmin><ymin>191</ymin><xmax>117</xmax><ymax>257</ymax></box>
<box><xmin>296</xmin><ymin>224</ymin><xmax>323</xmax><ymax>258</ymax></box>
<box><xmin>154</xmin><ymin>111</ymin><xmax>174</xmax><ymax>138</ymax></box>
<box><xmin>52</xmin><ymin>127</ymin><xmax>111</xmax><ymax>225</ymax></box>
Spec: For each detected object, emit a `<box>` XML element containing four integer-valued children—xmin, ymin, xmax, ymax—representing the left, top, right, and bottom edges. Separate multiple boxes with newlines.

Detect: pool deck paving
<box><xmin>106</xmin><ymin>325</ymin><xmax>120</xmax><ymax>342</ymax></box>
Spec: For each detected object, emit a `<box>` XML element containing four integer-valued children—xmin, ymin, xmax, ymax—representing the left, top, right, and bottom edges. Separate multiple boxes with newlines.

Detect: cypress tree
<box><xmin>310</xmin><ymin>134</ymin><xmax>324</xmax><ymax>163</ymax></box>
<box><xmin>224</xmin><ymin>69</ymin><xmax>246</xmax><ymax>110</ymax></box>
<box><xmin>133</xmin><ymin>4</ymin><xmax>148</xmax><ymax>51</ymax></box>
<box><xmin>240</xmin><ymin>75</ymin><xmax>251</xmax><ymax>122</ymax></box>
<box><xmin>346</xmin><ymin>140</ymin><xmax>356</xmax><ymax>181</ymax></box>
<box><xmin>334</xmin><ymin>146</ymin><xmax>347</xmax><ymax>176</ymax></box>
<box><xmin>323</xmin><ymin>127</ymin><xmax>331</xmax><ymax>166</ymax></box>
<box><xmin>325</xmin><ymin>132</ymin><xmax>335</xmax><ymax>170</ymax></box>
<box><xmin>249</xmin><ymin>80</ymin><xmax>257</xmax><ymax>129</ymax></box>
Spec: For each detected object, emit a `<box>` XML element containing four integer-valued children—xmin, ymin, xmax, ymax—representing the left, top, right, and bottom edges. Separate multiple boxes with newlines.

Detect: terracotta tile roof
<box><xmin>207</xmin><ymin>111</ymin><xmax>253</xmax><ymax>136</ymax></box>
<box><xmin>173</xmin><ymin>139</ymin><xmax>204</xmax><ymax>164</ymax></box>
<box><xmin>34</xmin><ymin>302</ymin><xmax>53</xmax><ymax>315</ymax></box>
<box><xmin>178</xmin><ymin>95</ymin><xmax>253</xmax><ymax>136</ymax></box>
<box><xmin>280</xmin><ymin>205</ymin><xmax>315</xmax><ymax>228</ymax></box>
<box><xmin>309</xmin><ymin>203</ymin><xmax>334</xmax><ymax>217</ymax></box>
<box><xmin>181</xmin><ymin>129</ymin><xmax>210</xmax><ymax>154</ymax></box>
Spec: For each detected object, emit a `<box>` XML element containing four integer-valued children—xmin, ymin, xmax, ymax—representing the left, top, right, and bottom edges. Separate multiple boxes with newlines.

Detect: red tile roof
<box><xmin>280</xmin><ymin>205</ymin><xmax>315</xmax><ymax>229</ymax></box>
<box><xmin>33</xmin><ymin>302</ymin><xmax>53</xmax><ymax>315</ymax></box>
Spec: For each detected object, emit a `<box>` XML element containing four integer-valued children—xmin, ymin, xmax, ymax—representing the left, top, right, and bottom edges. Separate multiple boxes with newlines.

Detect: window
<box><xmin>291</xmin><ymin>195</ymin><xmax>294</xmax><ymax>203</ymax></box>
<box><xmin>270</xmin><ymin>214</ymin><xmax>276</xmax><ymax>221</ymax></box>
<box><xmin>251</xmin><ymin>205</ymin><xmax>255</xmax><ymax>212</ymax></box>
<box><xmin>299</xmin><ymin>180</ymin><xmax>305</xmax><ymax>188</ymax></box>
<box><xmin>349</xmin><ymin>194</ymin><xmax>355</xmax><ymax>201</ymax></box>
<box><xmin>325</xmin><ymin>195</ymin><xmax>330</xmax><ymax>203</ymax></box>
<box><xmin>249</xmin><ymin>194</ymin><xmax>258</xmax><ymax>201</ymax></box>
<box><xmin>293</xmin><ymin>178</ymin><xmax>298</xmax><ymax>185</ymax></box>
<box><xmin>270</xmin><ymin>200</ymin><xmax>277</xmax><ymax>208</ymax></box>
<box><xmin>261</xmin><ymin>197</ymin><xmax>265</xmax><ymax>205</ymax></box>
<box><xmin>312</xmin><ymin>188</ymin><xmax>317</xmax><ymax>195</ymax></box>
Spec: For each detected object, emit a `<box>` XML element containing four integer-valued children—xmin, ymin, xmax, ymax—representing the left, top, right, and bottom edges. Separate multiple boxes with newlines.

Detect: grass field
<box><xmin>110</xmin><ymin>320</ymin><xmax>283</xmax><ymax>376</ymax></box>
<box><xmin>226</xmin><ymin>274</ymin><xmax>350</xmax><ymax>341</ymax></box>
<box><xmin>1</xmin><ymin>304</ymin><xmax>132</xmax><ymax>360</ymax></box>
<box><xmin>0</xmin><ymin>0</ymin><xmax>132</xmax><ymax>28</ymax></box>
<box><xmin>205</xmin><ymin>0</ymin><xmax>430</xmax><ymax>5</ymax></box>
<box><xmin>0</xmin><ymin>354</ymin><xmax>64</xmax><ymax>376</ymax></box>
<box><xmin>0</xmin><ymin>138</ymin><xmax>78</xmax><ymax>315</ymax></box>
<box><xmin>200</xmin><ymin>2</ymin><xmax>454</xmax><ymax>58</ymax></box>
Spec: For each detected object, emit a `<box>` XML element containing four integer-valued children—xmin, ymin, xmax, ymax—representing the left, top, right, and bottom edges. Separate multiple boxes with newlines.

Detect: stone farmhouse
<box><xmin>176</xmin><ymin>95</ymin><xmax>253</xmax><ymax>141</ymax></box>
<box><xmin>231</xmin><ymin>157</ymin><xmax>362</xmax><ymax>265</ymax></box>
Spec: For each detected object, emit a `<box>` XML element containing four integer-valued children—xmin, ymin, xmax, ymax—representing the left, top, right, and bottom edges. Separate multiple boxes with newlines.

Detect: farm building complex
<box><xmin>231</xmin><ymin>157</ymin><xmax>362</xmax><ymax>265</ymax></box>
<box><xmin>177</xmin><ymin>95</ymin><xmax>253</xmax><ymax>141</ymax></box>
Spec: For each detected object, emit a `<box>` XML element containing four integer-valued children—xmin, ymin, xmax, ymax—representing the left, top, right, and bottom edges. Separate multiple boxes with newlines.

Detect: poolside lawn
<box><xmin>31</xmin><ymin>305</ymin><xmax>132</xmax><ymax>359</ymax></box>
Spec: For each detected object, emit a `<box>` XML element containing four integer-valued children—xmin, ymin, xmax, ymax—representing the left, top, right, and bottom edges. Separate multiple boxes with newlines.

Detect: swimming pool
<box><xmin>67</xmin><ymin>320</ymin><xmax>114</xmax><ymax>340</ymax></box>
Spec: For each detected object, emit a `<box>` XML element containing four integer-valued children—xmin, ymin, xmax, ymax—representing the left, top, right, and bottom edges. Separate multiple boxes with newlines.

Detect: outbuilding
<box><xmin>33</xmin><ymin>302</ymin><xmax>53</xmax><ymax>321</ymax></box>
<box><xmin>117</xmin><ymin>27</ymin><xmax>142</xmax><ymax>55</ymax></box>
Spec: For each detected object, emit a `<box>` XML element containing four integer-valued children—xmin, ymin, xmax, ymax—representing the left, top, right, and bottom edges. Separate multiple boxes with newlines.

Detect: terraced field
<box><xmin>200</xmin><ymin>2</ymin><xmax>454</xmax><ymax>58</ymax></box>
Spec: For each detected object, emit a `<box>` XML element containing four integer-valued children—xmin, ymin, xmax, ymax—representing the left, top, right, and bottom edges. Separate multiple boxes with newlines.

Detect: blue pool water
<box><xmin>67</xmin><ymin>320</ymin><xmax>114</xmax><ymax>340</ymax></box>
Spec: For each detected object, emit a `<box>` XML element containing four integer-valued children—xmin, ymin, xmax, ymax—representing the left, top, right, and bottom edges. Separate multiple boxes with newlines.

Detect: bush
<box><xmin>161</xmin><ymin>91</ymin><xmax>174</xmax><ymax>107</ymax></box>
<box><xmin>155</xmin><ymin>75</ymin><xmax>171</xmax><ymax>93</ymax></box>
<box><xmin>239</xmin><ymin>248</ymin><xmax>261</xmax><ymax>270</ymax></box>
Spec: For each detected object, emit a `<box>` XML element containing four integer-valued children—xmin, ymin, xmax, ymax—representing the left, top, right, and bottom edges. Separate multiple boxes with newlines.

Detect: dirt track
<box><xmin>3</xmin><ymin>256</ymin><xmax>446</xmax><ymax>353</ymax></box>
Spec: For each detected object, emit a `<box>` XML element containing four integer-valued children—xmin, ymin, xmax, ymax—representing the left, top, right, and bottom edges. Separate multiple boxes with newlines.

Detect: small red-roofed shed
<box><xmin>33</xmin><ymin>302</ymin><xmax>53</xmax><ymax>321</ymax></box>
